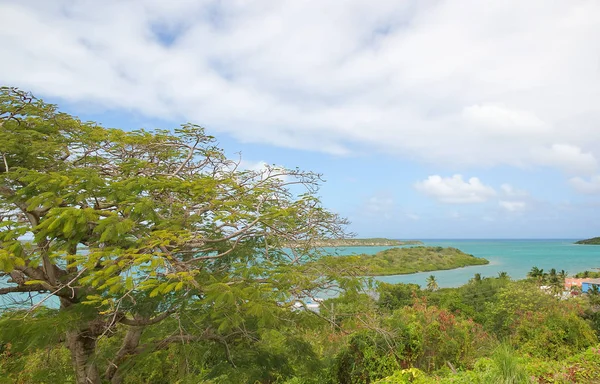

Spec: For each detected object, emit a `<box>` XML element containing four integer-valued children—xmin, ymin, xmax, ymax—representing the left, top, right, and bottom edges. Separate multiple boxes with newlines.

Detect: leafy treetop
<box><xmin>0</xmin><ymin>87</ymin><xmax>353</xmax><ymax>383</ymax></box>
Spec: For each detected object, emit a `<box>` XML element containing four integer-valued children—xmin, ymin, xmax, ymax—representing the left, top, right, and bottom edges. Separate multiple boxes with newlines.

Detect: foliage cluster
<box><xmin>574</xmin><ymin>270</ymin><xmax>600</xmax><ymax>278</ymax></box>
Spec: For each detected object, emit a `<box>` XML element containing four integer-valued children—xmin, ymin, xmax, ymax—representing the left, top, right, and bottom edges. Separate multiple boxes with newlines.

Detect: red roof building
<box><xmin>564</xmin><ymin>278</ymin><xmax>592</xmax><ymax>290</ymax></box>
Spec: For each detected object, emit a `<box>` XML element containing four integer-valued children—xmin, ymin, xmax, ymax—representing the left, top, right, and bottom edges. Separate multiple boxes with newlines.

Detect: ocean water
<box><xmin>326</xmin><ymin>239</ymin><xmax>600</xmax><ymax>289</ymax></box>
<box><xmin>4</xmin><ymin>240</ymin><xmax>599</xmax><ymax>309</ymax></box>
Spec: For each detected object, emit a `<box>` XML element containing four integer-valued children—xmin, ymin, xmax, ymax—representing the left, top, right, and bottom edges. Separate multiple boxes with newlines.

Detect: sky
<box><xmin>1</xmin><ymin>0</ymin><xmax>600</xmax><ymax>239</ymax></box>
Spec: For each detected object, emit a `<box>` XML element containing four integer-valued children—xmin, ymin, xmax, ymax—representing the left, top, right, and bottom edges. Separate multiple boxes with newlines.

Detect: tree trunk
<box><xmin>66</xmin><ymin>330</ymin><xmax>101</xmax><ymax>384</ymax></box>
<box><xmin>105</xmin><ymin>326</ymin><xmax>144</xmax><ymax>384</ymax></box>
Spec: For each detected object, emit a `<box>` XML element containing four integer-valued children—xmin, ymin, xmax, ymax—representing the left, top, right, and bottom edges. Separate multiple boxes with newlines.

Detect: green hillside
<box><xmin>310</xmin><ymin>246</ymin><xmax>489</xmax><ymax>276</ymax></box>
<box><xmin>575</xmin><ymin>237</ymin><xmax>600</xmax><ymax>245</ymax></box>
<box><xmin>303</xmin><ymin>238</ymin><xmax>423</xmax><ymax>247</ymax></box>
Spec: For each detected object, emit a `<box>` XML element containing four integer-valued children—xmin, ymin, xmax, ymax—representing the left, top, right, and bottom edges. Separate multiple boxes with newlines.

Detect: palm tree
<box><xmin>559</xmin><ymin>270</ymin><xmax>568</xmax><ymax>280</ymax></box>
<box><xmin>497</xmin><ymin>271</ymin><xmax>510</xmax><ymax>280</ymax></box>
<box><xmin>473</xmin><ymin>273</ymin><xmax>482</xmax><ymax>283</ymax></box>
<box><xmin>588</xmin><ymin>285</ymin><xmax>600</xmax><ymax>308</ymax></box>
<box><xmin>550</xmin><ymin>278</ymin><xmax>564</xmax><ymax>296</ymax></box>
<box><xmin>426</xmin><ymin>275</ymin><xmax>439</xmax><ymax>291</ymax></box>
<box><xmin>528</xmin><ymin>266</ymin><xmax>546</xmax><ymax>284</ymax></box>
<box><xmin>546</xmin><ymin>268</ymin><xmax>561</xmax><ymax>294</ymax></box>
<box><xmin>527</xmin><ymin>266</ymin><xmax>542</xmax><ymax>280</ymax></box>
<box><xmin>584</xmin><ymin>270</ymin><xmax>591</xmax><ymax>278</ymax></box>
<box><xmin>539</xmin><ymin>269</ymin><xmax>548</xmax><ymax>284</ymax></box>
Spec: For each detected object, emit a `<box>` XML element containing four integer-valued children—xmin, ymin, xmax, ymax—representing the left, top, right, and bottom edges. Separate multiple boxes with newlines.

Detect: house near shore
<box><xmin>581</xmin><ymin>279</ymin><xmax>600</xmax><ymax>293</ymax></box>
<box><xmin>565</xmin><ymin>278</ymin><xmax>592</xmax><ymax>290</ymax></box>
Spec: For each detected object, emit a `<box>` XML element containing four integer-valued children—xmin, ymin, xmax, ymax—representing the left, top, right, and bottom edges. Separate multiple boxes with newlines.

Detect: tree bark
<box><xmin>105</xmin><ymin>326</ymin><xmax>144</xmax><ymax>384</ymax></box>
<box><xmin>66</xmin><ymin>330</ymin><xmax>101</xmax><ymax>384</ymax></box>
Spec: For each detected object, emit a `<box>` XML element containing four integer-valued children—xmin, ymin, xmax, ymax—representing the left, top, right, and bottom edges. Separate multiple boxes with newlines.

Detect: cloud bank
<box><xmin>414</xmin><ymin>175</ymin><xmax>496</xmax><ymax>204</ymax></box>
<box><xmin>1</xmin><ymin>1</ymin><xmax>600</xmax><ymax>175</ymax></box>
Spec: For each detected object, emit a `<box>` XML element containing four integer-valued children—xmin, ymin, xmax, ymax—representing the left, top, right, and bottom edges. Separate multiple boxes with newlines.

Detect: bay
<box><xmin>325</xmin><ymin>239</ymin><xmax>600</xmax><ymax>289</ymax></box>
<box><xmin>4</xmin><ymin>239</ymin><xmax>600</xmax><ymax>308</ymax></box>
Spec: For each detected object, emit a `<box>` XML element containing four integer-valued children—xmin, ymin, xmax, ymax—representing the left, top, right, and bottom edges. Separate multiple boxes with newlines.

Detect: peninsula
<box><xmin>309</xmin><ymin>246</ymin><xmax>489</xmax><ymax>276</ymax></box>
<box><xmin>289</xmin><ymin>238</ymin><xmax>422</xmax><ymax>248</ymax></box>
<box><xmin>575</xmin><ymin>237</ymin><xmax>600</xmax><ymax>245</ymax></box>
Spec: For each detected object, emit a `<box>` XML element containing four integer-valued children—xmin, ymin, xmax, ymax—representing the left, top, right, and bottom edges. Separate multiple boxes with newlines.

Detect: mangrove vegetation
<box><xmin>309</xmin><ymin>246</ymin><xmax>489</xmax><ymax>276</ymax></box>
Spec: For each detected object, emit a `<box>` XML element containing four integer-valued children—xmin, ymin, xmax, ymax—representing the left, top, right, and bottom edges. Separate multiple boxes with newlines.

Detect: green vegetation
<box><xmin>575</xmin><ymin>270</ymin><xmax>600</xmax><ymax>278</ymax></box>
<box><xmin>575</xmin><ymin>237</ymin><xmax>600</xmax><ymax>244</ymax></box>
<box><xmin>3</xmin><ymin>89</ymin><xmax>600</xmax><ymax>383</ymax></box>
<box><xmin>0</xmin><ymin>88</ymin><xmax>352</xmax><ymax>383</ymax></box>
<box><xmin>311</xmin><ymin>246</ymin><xmax>489</xmax><ymax>276</ymax></box>
<box><xmin>295</xmin><ymin>238</ymin><xmax>423</xmax><ymax>247</ymax></box>
<box><xmin>426</xmin><ymin>274</ymin><xmax>439</xmax><ymax>291</ymax></box>
<box><xmin>527</xmin><ymin>267</ymin><xmax>568</xmax><ymax>294</ymax></box>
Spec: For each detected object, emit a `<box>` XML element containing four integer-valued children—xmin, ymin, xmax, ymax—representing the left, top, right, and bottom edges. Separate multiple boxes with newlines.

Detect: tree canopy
<box><xmin>0</xmin><ymin>87</ymin><xmax>354</xmax><ymax>383</ymax></box>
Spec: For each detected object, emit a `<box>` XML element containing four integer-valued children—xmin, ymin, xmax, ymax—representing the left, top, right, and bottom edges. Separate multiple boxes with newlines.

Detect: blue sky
<box><xmin>1</xmin><ymin>0</ymin><xmax>600</xmax><ymax>238</ymax></box>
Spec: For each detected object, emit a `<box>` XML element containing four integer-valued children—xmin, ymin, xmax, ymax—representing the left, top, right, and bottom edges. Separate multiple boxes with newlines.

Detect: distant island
<box><xmin>308</xmin><ymin>246</ymin><xmax>489</xmax><ymax>276</ymax></box>
<box><xmin>575</xmin><ymin>237</ymin><xmax>600</xmax><ymax>245</ymax></box>
<box><xmin>290</xmin><ymin>238</ymin><xmax>423</xmax><ymax>248</ymax></box>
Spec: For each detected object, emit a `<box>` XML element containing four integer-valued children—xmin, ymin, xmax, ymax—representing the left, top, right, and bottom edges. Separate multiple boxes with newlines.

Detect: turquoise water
<box><xmin>4</xmin><ymin>240</ymin><xmax>599</xmax><ymax>308</ymax></box>
<box><xmin>327</xmin><ymin>239</ymin><xmax>600</xmax><ymax>288</ymax></box>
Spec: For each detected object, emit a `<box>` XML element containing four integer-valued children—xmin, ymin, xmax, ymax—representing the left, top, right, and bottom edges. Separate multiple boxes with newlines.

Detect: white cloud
<box><xmin>1</xmin><ymin>1</ymin><xmax>600</xmax><ymax>170</ymax></box>
<box><xmin>569</xmin><ymin>175</ymin><xmax>600</xmax><ymax>194</ymax></box>
<box><xmin>406</xmin><ymin>213</ymin><xmax>420</xmax><ymax>221</ymax></box>
<box><xmin>364</xmin><ymin>195</ymin><xmax>395</xmax><ymax>219</ymax></box>
<box><xmin>238</xmin><ymin>160</ymin><xmax>290</xmax><ymax>182</ymax></box>
<box><xmin>500</xmin><ymin>184</ymin><xmax>528</xmax><ymax>197</ymax></box>
<box><xmin>414</xmin><ymin>174</ymin><xmax>496</xmax><ymax>204</ymax></box>
<box><xmin>498</xmin><ymin>183</ymin><xmax>531</xmax><ymax>212</ymax></box>
<box><xmin>239</xmin><ymin>160</ymin><xmax>269</xmax><ymax>172</ymax></box>
<box><xmin>366</xmin><ymin>196</ymin><xmax>394</xmax><ymax>212</ymax></box>
<box><xmin>499</xmin><ymin>200</ymin><xmax>527</xmax><ymax>212</ymax></box>
<box><xmin>462</xmin><ymin>104</ymin><xmax>546</xmax><ymax>132</ymax></box>
<box><xmin>531</xmin><ymin>144</ymin><xmax>598</xmax><ymax>175</ymax></box>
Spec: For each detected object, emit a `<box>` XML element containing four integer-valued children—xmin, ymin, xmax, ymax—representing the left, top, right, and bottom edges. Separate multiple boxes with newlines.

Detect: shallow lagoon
<box><xmin>328</xmin><ymin>239</ymin><xmax>600</xmax><ymax>288</ymax></box>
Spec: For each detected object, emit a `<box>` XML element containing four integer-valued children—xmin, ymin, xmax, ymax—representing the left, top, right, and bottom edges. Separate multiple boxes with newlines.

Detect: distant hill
<box><xmin>575</xmin><ymin>237</ymin><xmax>600</xmax><ymax>245</ymax></box>
<box><xmin>306</xmin><ymin>246</ymin><xmax>489</xmax><ymax>276</ymax></box>
<box><xmin>292</xmin><ymin>238</ymin><xmax>423</xmax><ymax>247</ymax></box>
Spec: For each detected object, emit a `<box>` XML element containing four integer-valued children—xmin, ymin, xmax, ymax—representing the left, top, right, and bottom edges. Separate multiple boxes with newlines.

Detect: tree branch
<box><xmin>1</xmin><ymin>153</ymin><xmax>8</xmax><ymax>173</ymax></box>
<box><xmin>119</xmin><ymin>309</ymin><xmax>175</xmax><ymax>327</ymax></box>
<box><xmin>171</xmin><ymin>138</ymin><xmax>200</xmax><ymax>177</ymax></box>
<box><xmin>0</xmin><ymin>284</ymin><xmax>48</xmax><ymax>295</ymax></box>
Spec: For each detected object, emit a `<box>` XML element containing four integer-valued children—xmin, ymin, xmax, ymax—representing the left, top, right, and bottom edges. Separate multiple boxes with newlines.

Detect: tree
<box><xmin>377</xmin><ymin>282</ymin><xmax>421</xmax><ymax>311</ymax></box>
<box><xmin>0</xmin><ymin>88</ymin><xmax>351</xmax><ymax>383</ymax></box>
<box><xmin>497</xmin><ymin>271</ymin><xmax>510</xmax><ymax>280</ymax></box>
<box><xmin>588</xmin><ymin>285</ymin><xmax>600</xmax><ymax>308</ymax></box>
<box><xmin>559</xmin><ymin>270</ymin><xmax>568</xmax><ymax>280</ymax></box>
<box><xmin>527</xmin><ymin>266</ymin><xmax>545</xmax><ymax>284</ymax></box>
<box><xmin>426</xmin><ymin>275</ymin><xmax>438</xmax><ymax>291</ymax></box>
<box><xmin>527</xmin><ymin>266</ymin><xmax>541</xmax><ymax>279</ymax></box>
<box><xmin>546</xmin><ymin>268</ymin><xmax>564</xmax><ymax>295</ymax></box>
<box><xmin>484</xmin><ymin>282</ymin><xmax>596</xmax><ymax>358</ymax></box>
